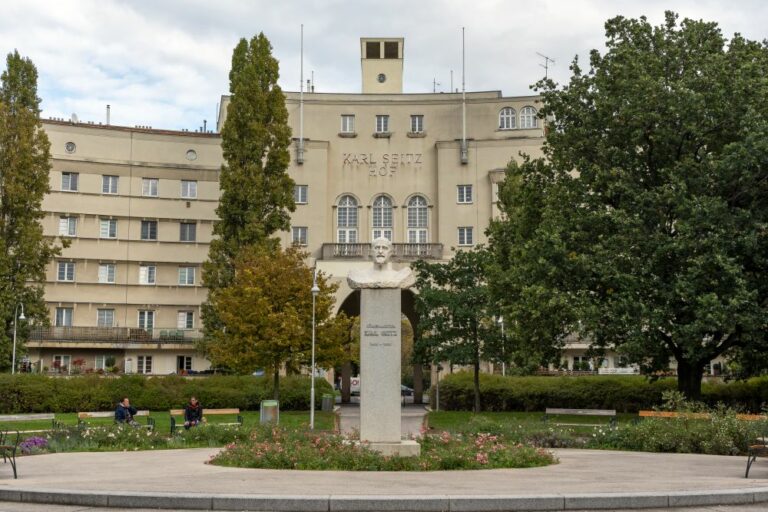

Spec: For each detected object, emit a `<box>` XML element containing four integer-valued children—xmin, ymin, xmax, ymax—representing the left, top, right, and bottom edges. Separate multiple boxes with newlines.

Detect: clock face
<box><xmin>377</xmin><ymin>73</ymin><xmax>386</xmax><ymax>83</ymax></box>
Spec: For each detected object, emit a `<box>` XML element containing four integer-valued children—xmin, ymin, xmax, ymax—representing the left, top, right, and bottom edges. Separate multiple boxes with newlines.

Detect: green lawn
<box><xmin>0</xmin><ymin>410</ymin><xmax>335</xmax><ymax>434</ymax></box>
<box><xmin>428</xmin><ymin>410</ymin><xmax>637</xmax><ymax>434</ymax></box>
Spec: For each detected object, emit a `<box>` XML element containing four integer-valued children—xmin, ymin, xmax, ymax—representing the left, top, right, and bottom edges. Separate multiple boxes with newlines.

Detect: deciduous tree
<box><xmin>207</xmin><ymin>246</ymin><xmax>349</xmax><ymax>400</ymax></box>
<box><xmin>489</xmin><ymin>12</ymin><xmax>768</xmax><ymax>399</ymax></box>
<box><xmin>0</xmin><ymin>51</ymin><xmax>65</xmax><ymax>370</ymax></box>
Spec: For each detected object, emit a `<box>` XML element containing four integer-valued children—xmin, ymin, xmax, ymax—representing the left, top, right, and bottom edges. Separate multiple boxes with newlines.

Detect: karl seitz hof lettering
<box><xmin>348</xmin><ymin>238</ymin><xmax>420</xmax><ymax>456</ymax></box>
<box><xmin>342</xmin><ymin>152</ymin><xmax>423</xmax><ymax>176</ymax></box>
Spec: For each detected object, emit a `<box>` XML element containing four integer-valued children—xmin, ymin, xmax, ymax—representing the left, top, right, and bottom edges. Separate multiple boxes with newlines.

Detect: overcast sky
<box><xmin>1</xmin><ymin>0</ymin><xmax>765</xmax><ymax>131</ymax></box>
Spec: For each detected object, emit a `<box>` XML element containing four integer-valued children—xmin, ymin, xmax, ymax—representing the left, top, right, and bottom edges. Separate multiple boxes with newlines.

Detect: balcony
<box><xmin>29</xmin><ymin>326</ymin><xmax>202</xmax><ymax>345</ymax></box>
<box><xmin>321</xmin><ymin>243</ymin><xmax>443</xmax><ymax>261</ymax></box>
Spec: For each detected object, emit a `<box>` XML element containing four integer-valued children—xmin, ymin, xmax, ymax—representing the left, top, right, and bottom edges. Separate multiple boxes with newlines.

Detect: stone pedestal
<box><xmin>359</xmin><ymin>289</ymin><xmax>420</xmax><ymax>456</ymax></box>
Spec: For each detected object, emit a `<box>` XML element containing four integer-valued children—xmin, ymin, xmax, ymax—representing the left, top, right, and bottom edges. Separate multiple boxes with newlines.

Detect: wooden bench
<box><xmin>0</xmin><ymin>413</ymin><xmax>60</xmax><ymax>433</ymax></box>
<box><xmin>169</xmin><ymin>408</ymin><xmax>242</xmax><ymax>434</ymax></box>
<box><xmin>0</xmin><ymin>430</ymin><xmax>20</xmax><ymax>479</ymax></box>
<box><xmin>77</xmin><ymin>410</ymin><xmax>155</xmax><ymax>431</ymax></box>
<box><xmin>543</xmin><ymin>408</ymin><xmax>617</xmax><ymax>428</ymax></box>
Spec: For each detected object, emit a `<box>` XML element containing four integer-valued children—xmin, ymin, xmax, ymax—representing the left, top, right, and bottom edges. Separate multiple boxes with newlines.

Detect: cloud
<box><xmin>0</xmin><ymin>0</ymin><xmax>765</xmax><ymax>130</ymax></box>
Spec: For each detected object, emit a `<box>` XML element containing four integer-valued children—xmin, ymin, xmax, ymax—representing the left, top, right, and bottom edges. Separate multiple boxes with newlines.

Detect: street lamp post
<box><xmin>309</xmin><ymin>269</ymin><xmax>320</xmax><ymax>430</ymax></box>
<box><xmin>12</xmin><ymin>303</ymin><xmax>26</xmax><ymax>375</ymax></box>
<box><xmin>497</xmin><ymin>317</ymin><xmax>505</xmax><ymax>377</ymax></box>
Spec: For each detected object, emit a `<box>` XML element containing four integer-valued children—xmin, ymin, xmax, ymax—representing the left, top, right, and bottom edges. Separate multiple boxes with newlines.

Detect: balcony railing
<box><xmin>321</xmin><ymin>243</ymin><xmax>443</xmax><ymax>261</ymax></box>
<box><xmin>29</xmin><ymin>326</ymin><xmax>203</xmax><ymax>344</ymax></box>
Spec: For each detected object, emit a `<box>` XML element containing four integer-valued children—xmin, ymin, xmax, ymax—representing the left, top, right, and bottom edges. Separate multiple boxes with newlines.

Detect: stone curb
<box><xmin>2</xmin><ymin>487</ymin><xmax>768</xmax><ymax>511</ymax></box>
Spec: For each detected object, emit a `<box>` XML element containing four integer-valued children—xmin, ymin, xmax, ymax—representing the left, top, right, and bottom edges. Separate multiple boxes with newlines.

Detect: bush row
<box><xmin>0</xmin><ymin>374</ymin><xmax>332</xmax><ymax>413</ymax></box>
<box><xmin>434</xmin><ymin>372</ymin><xmax>768</xmax><ymax>412</ymax></box>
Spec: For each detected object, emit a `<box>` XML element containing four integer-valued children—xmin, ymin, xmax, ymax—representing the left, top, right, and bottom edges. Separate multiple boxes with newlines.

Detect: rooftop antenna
<box><xmin>311</xmin><ymin>70</ymin><xmax>315</xmax><ymax>92</ymax></box>
<box><xmin>432</xmin><ymin>78</ymin><xmax>441</xmax><ymax>93</ymax></box>
<box><xmin>106</xmin><ymin>104</ymin><xmax>111</xmax><ymax>125</ymax></box>
<box><xmin>536</xmin><ymin>52</ymin><xmax>555</xmax><ymax>79</ymax></box>
<box><xmin>297</xmin><ymin>24</ymin><xmax>305</xmax><ymax>164</ymax></box>
<box><xmin>450</xmin><ymin>70</ymin><xmax>453</xmax><ymax>93</ymax></box>
<box><xmin>460</xmin><ymin>27</ymin><xmax>468</xmax><ymax>164</ymax></box>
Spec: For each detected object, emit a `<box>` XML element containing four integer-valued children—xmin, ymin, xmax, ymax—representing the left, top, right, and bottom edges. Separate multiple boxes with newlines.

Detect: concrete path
<box><xmin>2</xmin><ymin>446</ymin><xmax>768</xmax><ymax>510</ymax></box>
<box><xmin>337</xmin><ymin>403</ymin><xmax>427</xmax><ymax>437</ymax></box>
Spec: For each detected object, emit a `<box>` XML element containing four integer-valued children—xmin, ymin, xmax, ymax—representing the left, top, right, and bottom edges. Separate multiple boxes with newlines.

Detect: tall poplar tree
<box><xmin>202</xmin><ymin>33</ymin><xmax>295</xmax><ymax>347</ymax></box>
<box><xmin>0</xmin><ymin>51</ymin><xmax>64</xmax><ymax>370</ymax></box>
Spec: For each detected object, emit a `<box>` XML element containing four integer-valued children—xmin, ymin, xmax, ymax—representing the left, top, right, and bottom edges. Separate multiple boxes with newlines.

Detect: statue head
<box><xmin>371</xmin><ymin>237</ymin><xmax>393</xmax><ymax>266</ymax></box>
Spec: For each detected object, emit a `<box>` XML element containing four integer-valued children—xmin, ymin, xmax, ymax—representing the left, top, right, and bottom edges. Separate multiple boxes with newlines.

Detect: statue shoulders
<box><xmin>347</xmin><ymin>266</ymin><xmax>415</xmax><ymax>289</ymax></box>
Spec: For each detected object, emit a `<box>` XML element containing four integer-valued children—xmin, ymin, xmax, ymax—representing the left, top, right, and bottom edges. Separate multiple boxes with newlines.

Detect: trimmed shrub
<box><xmin>0</xmin><ymin>374</ymin><xmax>332</xmax><ymax>413</ymax></box>
<box><xmin>434</xmin><ymin>372</ymin><xmax>768</xmax><ymax>413</ymax></box>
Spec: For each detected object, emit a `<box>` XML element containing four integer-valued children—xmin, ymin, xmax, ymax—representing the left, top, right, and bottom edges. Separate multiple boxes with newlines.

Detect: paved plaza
<box><xmin>2</xmin><ymin>405</ymin><xmax>768</xmax><ymax>510</ymax></box>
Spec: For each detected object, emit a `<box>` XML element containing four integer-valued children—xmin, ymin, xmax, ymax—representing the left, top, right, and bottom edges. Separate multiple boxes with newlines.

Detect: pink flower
<box><xmin>475</xmin><ymin>452</ymin><xmax>489</xmax><ymax>464</ymax></box>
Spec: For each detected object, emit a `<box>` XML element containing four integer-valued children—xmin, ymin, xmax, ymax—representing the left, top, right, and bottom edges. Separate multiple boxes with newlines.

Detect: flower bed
<box><xmin>209</xmin><ymin>425</ymin><xmax>556</xmax><ymax>471</ymax></box>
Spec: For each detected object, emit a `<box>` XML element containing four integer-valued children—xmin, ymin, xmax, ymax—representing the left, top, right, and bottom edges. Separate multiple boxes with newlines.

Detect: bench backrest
<box><xmin>546</xmin><ymin>408</ymin><xmax>616</xmax><ymax>416</ymax></box>
<box><xmin>0</xmin><ymin>413</ymin><xmax>55</xmax><ymax>422</ymax></box>
<box><xmin>169</xmin><ymin>408</ymin><xmax>239</xmax><ymax>416</ymax></box>
<box><xmin>78</xmin><ymin>410</ymin><xmax>150</xmax><ymax>419</ymax></box>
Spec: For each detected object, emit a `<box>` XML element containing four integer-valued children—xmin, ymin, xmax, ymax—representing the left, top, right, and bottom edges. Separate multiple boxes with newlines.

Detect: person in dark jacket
<box><xmin>115</xmin><ymin>397</ymin><xmax>139</xmax><ymax>426</ymax></box>
<box><xmin>183</xmin><ymin>397</ymin><xmax>203</xmax><ymax>429</ymax></box>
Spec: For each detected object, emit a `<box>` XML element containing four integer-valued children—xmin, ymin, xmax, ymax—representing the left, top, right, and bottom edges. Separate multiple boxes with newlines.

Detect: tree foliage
<box><xmin>202</xmin><ymin>33</ymin><xmax>294</xmax><ymax>341</ymax></box>
<box><xmin>489</xmin><ymin>12</ymin><xmax>768</xmax><ymax>398</ymax></box>
<box><xmin>207</xmin><ymin>246</ymin><xmax>350</xmax><ymax>400</ymax></box>
<box><xmin>413</xmin><ymin>248</ymin><xmax>503</xmax><ymax>412</ymax></box>
<box><xmin>0</xmin><ymin>51</ymin><xmax>65</xmax><ymax>370</ymax></box>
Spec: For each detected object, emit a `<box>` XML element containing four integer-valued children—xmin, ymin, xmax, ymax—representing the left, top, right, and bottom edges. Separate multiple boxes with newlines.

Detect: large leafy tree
<box><xmin>490</xmin><ymin>12</ymin><xmax>768</xmax><ymax>399</ymax></box>
<box><xmin>202</xmin><ymin>33</ymin><xmax>295</xmax><ymax>344</ymax></box>
<box><xmin>413</xmin><ymin>248</ymin><xmax>503</xmax><ymax>412</ymax></box>
<box><xmin>207</xmin><ymin>246</ymin><xmax>350</xmax><ymax>400</ymax></box>
<box><xmin>0</xmin><ymin>51</ymin><xmax>65</xmax><ymax>370</ymax></box>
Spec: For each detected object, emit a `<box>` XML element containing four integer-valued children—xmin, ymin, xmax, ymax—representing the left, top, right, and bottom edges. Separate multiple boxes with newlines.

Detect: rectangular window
<box><xmin>102</xmin><ymin>175</ymin><xmax>119</xmax><ymax>194</ymax></box>
<box><xmin>140</xmin><ymin>220</ymin><xmax>158</xmax><ymax>241</ymax></box>
<box><xmin>58</xmin><ymin>216</ymin><xmax>77</xmax><ymax>237</ymax></box>
<box><xmin>142</xmin><ymin>178</ymin><xmax>158</xmax><ymax>197</ymax></box>
<box><xmin>137</xmin><ymin>355</ymin><xmax>153</xmax><ymax>375</ymax></box>
<box><xmin>375</xmin><ymin>115</ymin><xmax>389</xmax><ymax>133</ymax></box>
<box><xmin>57</xmin><ymin>261</ymin><xmax>75</xmax><ymax>282</ymax></box>
<box><xmin>55</xmin><ymin>307</ymin><xmax>73</xmax><ymax>327</ymax></box>
<box><xmin>366</xmin><ymin>41</ymin><xmax>380</xmax><ymax>59</ymax></box>
<box><xmin>457</xmin><ymin>184</ymin><xmax>473</xmax><ymax>203</ymax></box>
<box><xmin>384</xmin><ymin>41</ymin><xmax>398</xmax><ymax>59</ymax></box>
<box><xmin>138</xmin><ymin>310</ymin><xmax>154</xmax><ymax>330</ymax></box>
<box><xmin>100</xmin><ymin>218</ymin><xmax>117</xmax><ymax>239</ymax></box>
<box><xmin>97</xmin><ymin>309</ymin><xmax>115</xmax><ymax>327</ymax></box>
<box><xmin>179</xmin><ymin>222</ymin><xmax>196</xmax><ymax>242</ymax></box>
<box><xmin>177</xmin><ymin>311</ymin><xmax>194</xmax><ymax>329</ymax></box>
<box><xmin>139</xmin><ymin>265</ymin><xmax>156</xmax><ymax>285</ymax></box>
<box><xmin>61</xmin><ymin>172</ymin><xmax>79</xmax><ymax>192</ymax></box>
<box><xmin>53</xmin><ymin>355</ymin><xmax>71</xmax><ymax>373</ymax></box>
<box><xmin>292</xmin><ymin>226</ymin><xmax>308</xmax><ymax>246</ymax></box>
<box><xmin>458</xmin><ymin>227</ymin><xmax>474</xmax><ymax>246</ymax></box>
<box><xmin>410</xmin><ymin>115</ymin><xmax>424</xmax><ymax>133</ymax></box>
<box><xmin>98</xmin><ymin>263</ymin><xmax>116</xmax><ymax>284</ymax></box>
<box><xmin>178</xmin><ymin>266</ymin><xmax>195</xmax><ymax>286</ymax></box>
<box><xmin>340</xmin><ymin>115</ymin><xmax>355</xmax><ymax>133</ymax></box>
<box><xmin>294</xmin><ymin>185</ymin><xmax>308</xmax><ymax>204</ymax></box>
<box><xmin>177</xmin><ymin>355</ymin><xmax>193</xmax><ymax>371</ymax></box>
<box><xmin>408</xmin><ymin>229</ymin><xmax>428</xmax><ymax>244</ymax></box>
<box><xmin>95</xmin><ymin>355</ymin><xmax>108</xmax><ymax>370</ymax></box>
<box><xmin>181</xmin><ymin>180</ymin><xmax>197</xmax><ymax>199</ymax></box>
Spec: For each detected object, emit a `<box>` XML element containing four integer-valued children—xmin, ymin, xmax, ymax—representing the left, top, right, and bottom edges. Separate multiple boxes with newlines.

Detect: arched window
<box><xmin>337</xmin><ymin>195</ymin><xmax>358</xmax><ymax>243</ymax></box>
<box><xmin>498</xmin><ymin>107</ymin><xmax>516</xmax><ymax>130</ymax></box>
<box><xmin>407</xmin><ymin>195</ymin><xmax>428</xmax><ymax>243</ymax></box>
<box><xmin>372</xmin><ymin>195</ymin><xmax>393</xmax><ymax>241</ymax></box>
<box><xmin>520</xmin><ymin>106</ymin><xmax>537</xmax><ymax>129</ymax></box>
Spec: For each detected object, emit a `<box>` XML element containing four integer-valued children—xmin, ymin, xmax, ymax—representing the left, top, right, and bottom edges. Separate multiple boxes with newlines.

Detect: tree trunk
<box><xmin>273</xmin><ymin>366</ymin><xmax>280</xmax><ymax>402</ymax></box>
<box><xmin>413</xmin><ymin>364</ymin><xmax>424</xmax><ymax>404</ymax></box>
<box><xmin>473</xmin><ymin>357</ymin><xmax>481</xmax><ymax>413</ymax></box>
<box><xmin>341</xmin><ymin>361</ymin><xmax>351</xmax><ymax>403</ymax></box>
<box><xmin>676</xmin><ymin>359</ymin><xmax>704</xmax><ymax>401</ymax></box>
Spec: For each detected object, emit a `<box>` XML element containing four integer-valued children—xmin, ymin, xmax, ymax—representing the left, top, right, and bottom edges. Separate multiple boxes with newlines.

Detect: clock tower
<box><xmin>361</xmin><ymin>38</ymin><xmax>404</xmax><ymax>94</ymax></box>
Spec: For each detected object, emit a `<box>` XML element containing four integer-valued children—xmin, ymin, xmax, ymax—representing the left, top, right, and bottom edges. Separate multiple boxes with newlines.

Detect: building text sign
<box><xmin>342</xmin><ymin>153</ymin><xmax>423</xmax><ymax>176</ymax></box>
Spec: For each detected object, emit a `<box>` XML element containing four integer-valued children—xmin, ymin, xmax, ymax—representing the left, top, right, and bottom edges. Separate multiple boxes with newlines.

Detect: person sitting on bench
<box><xmin>114</xmin><ymin>397</ymin><xmax>139</xmax><ymax>426</ymax></box>
<box><xmin>183</xmin><ymin>397</ymin><xmax>203</xmax><ymax>430</ymax></box>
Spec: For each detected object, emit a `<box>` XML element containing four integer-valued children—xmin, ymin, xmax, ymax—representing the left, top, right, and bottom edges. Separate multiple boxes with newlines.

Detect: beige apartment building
<box><xmin>25</xmin><ymin>37</ymin><xmax>610</xmax><ymax>375</ymax></box>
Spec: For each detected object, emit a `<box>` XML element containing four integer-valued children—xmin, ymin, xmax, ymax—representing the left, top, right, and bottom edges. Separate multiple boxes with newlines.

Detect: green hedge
<box><xmin>0</xmin><ymin>374</ymin><xmax>332</xmax><ymax>414</ymax></box>
<box><xmin>434</xmin><ymin>372</ymin><xmax>768</xmax><ymax>413</ymax></box>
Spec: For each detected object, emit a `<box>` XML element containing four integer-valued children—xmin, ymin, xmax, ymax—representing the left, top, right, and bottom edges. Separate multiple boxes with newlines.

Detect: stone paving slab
<box><xmin>2</xmin><ymin>447</ymin><xmax>768</xmax><ymax>510</ymax></box>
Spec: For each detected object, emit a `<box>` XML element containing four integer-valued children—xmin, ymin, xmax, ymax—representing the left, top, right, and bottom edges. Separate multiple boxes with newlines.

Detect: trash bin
<box><xmin>260</xmin><ymin>400</ymin><xmax>279</xmax><ymax>424</ymax></box>
<box><xmin>321</xmin><ymin>394</ymin><xmax>334</xmax><ymax>412</ymax></box>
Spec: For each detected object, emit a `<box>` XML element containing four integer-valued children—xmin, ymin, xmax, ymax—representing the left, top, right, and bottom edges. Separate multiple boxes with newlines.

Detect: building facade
<box><xmin>26</xmin><ymin>37</ymin><xmax>620</xmax><ymax>375</ymax></box>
